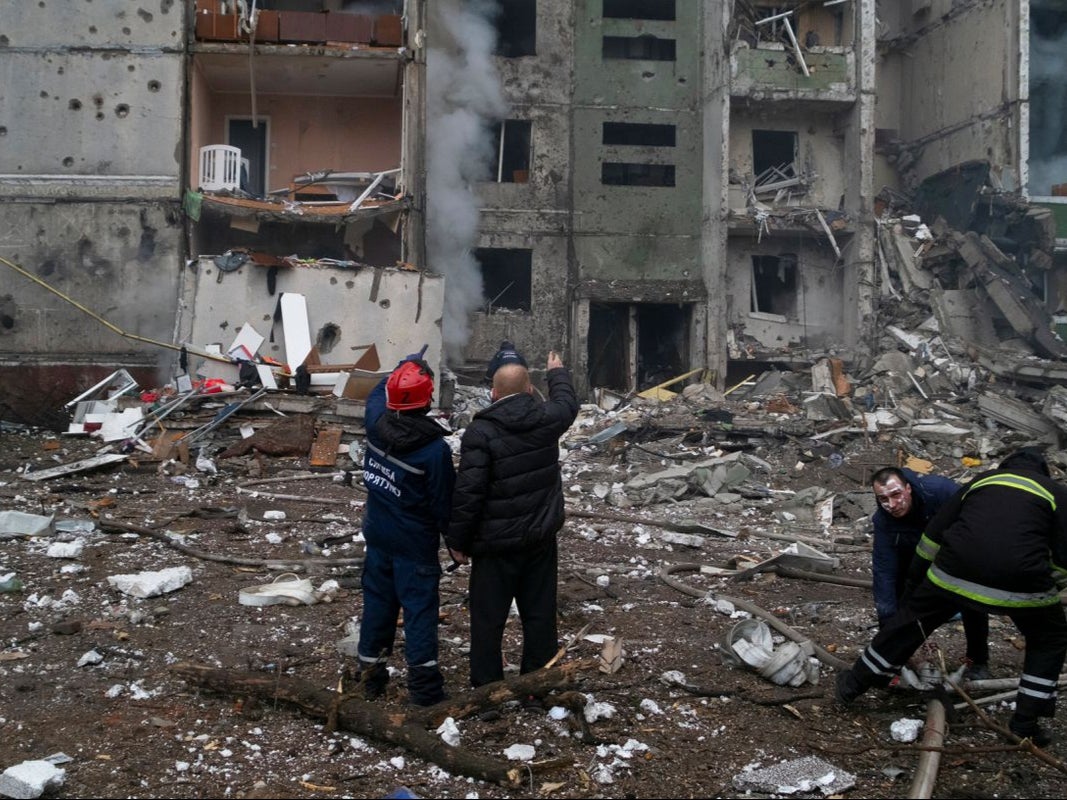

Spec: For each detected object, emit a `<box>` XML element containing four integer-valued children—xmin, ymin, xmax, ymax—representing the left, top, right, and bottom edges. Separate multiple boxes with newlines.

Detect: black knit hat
<box><xmin>484</xmin><ymin>340</ymin><xmax>527</xmax><ymax>384</ymax></box>
<box><xmin>999</xmin><ymin>446</ymin><xmax>1051</xmax><ymax>476</ymax></box>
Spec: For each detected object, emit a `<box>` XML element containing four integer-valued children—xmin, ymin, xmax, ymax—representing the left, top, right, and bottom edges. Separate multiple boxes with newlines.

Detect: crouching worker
<box><xmin>836</xmin><ymin>448</ymin><xmax>1067</xmax><ymax>747</ymax></box>
<box><xmin>357</xmin><ymin>355</ymin><xmax>455</xmax><ymax>706</ymax></box>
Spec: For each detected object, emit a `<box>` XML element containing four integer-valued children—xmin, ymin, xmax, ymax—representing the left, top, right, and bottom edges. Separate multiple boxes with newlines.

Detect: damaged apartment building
<box><xmin>1</xmin><ymin>0</ymin><xmax>1067</xmax><ymax>426</ymax></box>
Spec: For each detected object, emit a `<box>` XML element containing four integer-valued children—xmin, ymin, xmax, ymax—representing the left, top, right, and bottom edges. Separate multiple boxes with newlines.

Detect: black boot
<box><xmin>834</xmin><ymin>670</ymin><xmax>865</xmax><ymax>708</ymax></box>
<box><xmin>1009</xmin><ymin>714</ymin><xmax>1052</xmax><ymax>747</ymax></box>
<box><xmin>358</xmin><ymin>662</ymin><xmax>389</xmax><ymax>701</ymax></box>
<box><xmin>407</xmin><ymin>665</ymin><xmax>446</xmax><ymax>707</ymax></box>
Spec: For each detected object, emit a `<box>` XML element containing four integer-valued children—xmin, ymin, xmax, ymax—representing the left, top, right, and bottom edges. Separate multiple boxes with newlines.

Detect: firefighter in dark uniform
<box><xmin>836</xmin><ymin>447</ymin><xmax>1067</xmax><ymax>747</ymax></box>
<box><xmin>356</xmin><ymin>356</ymin><xmax>455</xmax><ymax>706</ymax></box>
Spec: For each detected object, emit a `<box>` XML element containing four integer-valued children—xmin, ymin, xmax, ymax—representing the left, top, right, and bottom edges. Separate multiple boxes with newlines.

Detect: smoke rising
<box><xmin>426</xmin><ymin>0</ymin><xmax>507</xmax><ymax>363</ymax></box>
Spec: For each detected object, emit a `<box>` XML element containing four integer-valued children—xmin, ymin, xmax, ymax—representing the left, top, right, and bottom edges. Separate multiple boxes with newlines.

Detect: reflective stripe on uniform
<box><xmin>964</xmin><ymin>474</ymin><xmax>1056</xmax><ymax>510</ymax></box>
<box><xmin>926</xmin><ymin>564</ymin><xmax>1060</xmax><ymax>608</ymax></box>
<box><xmin>366</xmin><ymin>441</ymin><xmax>426</xmax><ymax>476</ymax></box>
<box><xmin>860</xmin><ymin>644</ymin><xmax>897</xmax><ymax>677</ymax></box>
<box><xmin>915</xmin><ymin>533</ymin><xmax>939</xmax><ymax>562</ymax></box>
<box><xmin>1019</xmin><ymin>673</ymin><xmax>1058</xmax><ymax>700</ymax></box>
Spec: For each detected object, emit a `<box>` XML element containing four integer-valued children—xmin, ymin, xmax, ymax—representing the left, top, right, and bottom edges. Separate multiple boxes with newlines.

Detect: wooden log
<box><xmin>172</xmin><ymin>658</ymin><xmax>599</xmax><ymax>785</ymax></box>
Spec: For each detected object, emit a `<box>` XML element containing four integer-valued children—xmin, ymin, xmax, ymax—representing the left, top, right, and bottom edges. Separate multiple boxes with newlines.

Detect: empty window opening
<box><xmin>493</xmin><ymin>0</ymin><xmax>536</xmax><ymax>57</ymax></box>
<box><xmin>602</xmin><ymin>34</ymin><xmax>676</xmax><ymax>61</ymax></box>
<box><xmin>602</xmin><ymin>122</ymin><xmax>676</xmax><ymax>147</ymax></box>
<box><xmin>489</xmin><ymin>119</ymin><xmax>532</xmax><ymax>183</ymax></box>
<box><xmin>751</xmin><ymin>254</ymin><xmax>798</xmax><ymax>318</ymax></box>
<box><xmin>602</xmin><ymin>162</ymin><xmax>675</xmax><ymax>187</ymax></box>
<box><xmin>603</xmin><ymin>0</ymin><xmax>676</xmax><ymax>21</ymax></box>
<box><xmin>474</xmin><ymin>248</ymin><xmax>532</xmax><ymax>312</ymax></box>
<box><xmin>752</xmin><ymin>129</ymin><xmax>798</xmax><ymax>183</ymax></box>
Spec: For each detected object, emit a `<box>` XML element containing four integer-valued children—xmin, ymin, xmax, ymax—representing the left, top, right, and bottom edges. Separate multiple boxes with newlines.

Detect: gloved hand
<box><xmin>397</xmin><ymin>344</ymin><xmax>430</xmax><ymax>368</ymax></box>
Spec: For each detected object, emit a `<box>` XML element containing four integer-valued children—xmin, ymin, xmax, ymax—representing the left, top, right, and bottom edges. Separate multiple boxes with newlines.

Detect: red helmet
<box><xmin>386</xmin><ymin>361</ymin><xmax>434</xmax><ymax>410</ymax></box>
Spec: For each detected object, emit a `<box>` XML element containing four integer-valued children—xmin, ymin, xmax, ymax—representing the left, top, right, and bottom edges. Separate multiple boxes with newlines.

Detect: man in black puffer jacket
<box><xmin>446</xmin><ymin>350</ymin><xmax>579</xmax><ymax>688</ymax></box>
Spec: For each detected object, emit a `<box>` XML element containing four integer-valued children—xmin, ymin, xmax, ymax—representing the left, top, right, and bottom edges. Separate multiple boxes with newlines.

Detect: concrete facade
<box><xmin>1</xmin><ymin>0</ymin><xmax>1058</xmax><ymax>424</ymax></box>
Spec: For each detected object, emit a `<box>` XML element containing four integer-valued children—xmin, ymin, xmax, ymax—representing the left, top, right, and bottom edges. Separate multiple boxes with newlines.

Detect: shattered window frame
<box><xmin>750</xmin><ymin>253</ymin><xmax>799</xmax><ymax>319</ymax></box>
<box><xmin>474</xmin><ymin>247</ymin><xmax>533</xmax><ymax>313</ymax></box>
<box><xmin>488</xmin><ymin>119</ymin><xmax>533</xmax><ymax>183</ymax></box>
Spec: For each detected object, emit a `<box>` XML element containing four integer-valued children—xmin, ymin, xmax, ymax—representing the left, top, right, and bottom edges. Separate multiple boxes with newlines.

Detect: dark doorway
<box><xmin>228</xmin><ymin>118</ymin><xmax>268</xmax><ymax>196</ymax></box>
<box><xmin>588</xmin><ymin>303</ymin><xmax>631</xmax><ymax>392</ymax></box>
<box><xmin>637</xmin><ymin>303</ymin><xmax>689</xmax><ymax>389</ymax></box>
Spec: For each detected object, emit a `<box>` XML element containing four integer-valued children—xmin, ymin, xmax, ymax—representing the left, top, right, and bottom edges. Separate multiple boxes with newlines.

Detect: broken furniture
<box><xmin>199</xmin><ymin>145</ymin><xmax>247</xmax><ymax>192</ymax></box>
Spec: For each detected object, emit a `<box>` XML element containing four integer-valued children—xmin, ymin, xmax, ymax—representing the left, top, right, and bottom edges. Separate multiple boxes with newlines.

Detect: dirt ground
<box><xmin>1</xmin><ymin>393</ymin><xmax>1065</xmax><ymax>800</ymax></box>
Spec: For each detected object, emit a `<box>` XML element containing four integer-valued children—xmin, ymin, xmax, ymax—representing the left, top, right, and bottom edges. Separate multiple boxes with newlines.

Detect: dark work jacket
<box><xmin>908</xmin><ymin>466</ymin><xmax>1067</xmax><ymax>609</ymax></box>
<box><xmin>446</xmin><ymin>367</ymin><xmax>579</xmax><ymax>557</ymax></box>
<box><xmin>361</xmin><ymin>377</ymin><xmax>455</xmax><ymax>564</ymax></box>
<box><xmin>871</xmin><ymin>468</ymin><xmax>960</xmax><ymax>622</ymax></box>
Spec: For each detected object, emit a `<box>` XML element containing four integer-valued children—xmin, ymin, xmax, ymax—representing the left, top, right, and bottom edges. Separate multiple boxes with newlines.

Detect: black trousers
<box><xmin>894</xmin><ymin>549</ymin><xmax>989</xmax><ymax>665</ymax></box>
<box><xmin>468</xmin><ymin>537</ymin><xmax>558</xmax><ymax>688</ymax></box>
<box><xmin>850</xmin><ymin>579</ymin><xmax>1067</xmax><ymax>721</ymax></box>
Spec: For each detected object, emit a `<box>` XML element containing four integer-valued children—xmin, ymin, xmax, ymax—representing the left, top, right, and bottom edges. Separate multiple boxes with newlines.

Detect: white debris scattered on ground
<box><xmin>503</xmin><ymin>743</ymin><xmax>535</xmax><ymax>761</ymax></box>
<box><xmin>890</xmin><ymin>718</ymin><xmax>924</xmax><ymax>743</ymax></box>
<box><xmin>107</xmin><ymin>566</ymin><xmax>193</xmax><ymax>598</ymax></box>
<box><xmin>436</xmin><ymin>717</ymin><xmax>461</xmax><ymax>747</ymax></box>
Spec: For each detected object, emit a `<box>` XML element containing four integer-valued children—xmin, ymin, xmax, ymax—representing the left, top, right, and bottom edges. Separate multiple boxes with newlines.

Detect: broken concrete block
<box><xmin>107</xmin><ymin>567</ymin><xmax>194</xmax><ymax>598</ymax></box>
<box><xmin>909</xmin><ymin>422</ymin><xmax>975</xmax><ymax>443</ymax></box>
<box><xmin>732</xmin><ymin>755</ymin><xmax>855</xmax><ymax>796</ymax></box>
<box><xmin>0</xmin><ymin>760</ymin><xmax>65</xmax><ymax>799</ymax></box>
<box><xmin>977</xmin><ymin>391</ymin><xmax>1059</xmax><ymax>441</ymax></box>
<box><xmin>802</xmin><ymin>392</ymin><xmax>851</xmax><ymax>422</ymax></box>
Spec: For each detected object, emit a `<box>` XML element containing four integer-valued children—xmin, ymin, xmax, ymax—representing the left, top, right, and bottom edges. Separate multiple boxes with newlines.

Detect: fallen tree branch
<box><xmin>99</xmin><ymin>517</ymin><xmax>363</xmax><ymax>572</ymax></box>
<box><xmin>172</xmin><ymin>658</ymin><xmax>600</xmax><ymax>785</ymax></box>
<box><xmin>945</xmin><ymin>676</ymin><xmax>1067</xmax><ymax>774</ymax></box>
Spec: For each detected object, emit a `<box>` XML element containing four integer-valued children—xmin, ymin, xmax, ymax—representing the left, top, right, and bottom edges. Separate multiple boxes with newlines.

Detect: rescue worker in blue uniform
<box><xmin>837</xmin><ymin>448</ymin><xmax>1067</xmax><ymax>747</ymax></box>
<box><xmin>357</xmin><ymin>356</ymin><xmax>455</xmax><ymax>706</ymax></box>
<box><xmin>870</xmin><ymin>466</ymin><xmax>990</xmax><ymax>678</ymax></box>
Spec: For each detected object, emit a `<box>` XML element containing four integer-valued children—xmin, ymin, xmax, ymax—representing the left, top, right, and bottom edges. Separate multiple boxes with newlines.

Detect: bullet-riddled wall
<box><xmin>0</xmin><ymin>0</ymin><xmax>186</xmax><ymax>363</ymax></box>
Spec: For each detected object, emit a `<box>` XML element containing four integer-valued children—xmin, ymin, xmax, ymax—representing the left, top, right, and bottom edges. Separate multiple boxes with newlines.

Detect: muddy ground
<box><xmin>1</xmin><ymin>392</ymin><xmax>1065</xmax><ymax>800</ymax></box>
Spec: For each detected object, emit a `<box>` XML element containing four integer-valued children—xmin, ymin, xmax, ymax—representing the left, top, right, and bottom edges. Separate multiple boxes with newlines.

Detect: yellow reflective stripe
<box><xmin>915</xmin><ymin>534</ymin><xmax>939</xmax><ymax>562</ymax></box>
<box><xmin>964</xmin><ymin>474</ymin><xmax>1056</xmax><ymax>510</ymax></box>
<box><xmin>926</xmin><ymin>565</ymin><xmax>1060</xmax><ymax>608</ymax></box>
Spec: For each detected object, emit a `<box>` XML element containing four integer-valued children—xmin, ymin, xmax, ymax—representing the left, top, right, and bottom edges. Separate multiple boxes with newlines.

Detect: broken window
<box><xmin>602</xmin><ymin>0</ymin><xmax>675</xmax><ymax>21</ymax></box>
<box><xmin>488</xmin><ymin>119</ymin><xmax>532</xmax><ymax>183</ymax></box>
<box><xmin>1028</xmin><ymin>1</ymin><xmax>1067</xmax><ymax>196</ymax></box>
<box><xmin>493</xmin><ymin>0</ymin><xmax>536</xmax><ymax>58</ymax></box>
<box><xmin>474</xmin><ymin>248</ymin><xmax>532</xmax><ymax>312</ymax></box>
<box><xmin>602</xmin><ymin>34</ymin><xmax>676</xmax><ymax>61</ymax></box>
<box><xmin>602</xmin><ymin>162</ymin><xmax>675</xmax><ymax>187</ymax></box>
<box><xmin>602</xmin><ymin>122</ymin><xmax>676</xmax><ymax>147</ymax></box>
<box><xmin>751</xmin><ymin>254</ymin><xmax>798</xmax><ymax>318</ymax></box>
<box><xmin>752</xmin><ymin>129</ymin><xmax>797</xmax><ymax>180</ymax></box>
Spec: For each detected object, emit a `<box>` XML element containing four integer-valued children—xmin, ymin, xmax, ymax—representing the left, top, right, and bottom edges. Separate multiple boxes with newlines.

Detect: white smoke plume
<box><xmin>426</xmin><ymin>0</ymin><xmax>508</xmax><ymax>363</ymax></box>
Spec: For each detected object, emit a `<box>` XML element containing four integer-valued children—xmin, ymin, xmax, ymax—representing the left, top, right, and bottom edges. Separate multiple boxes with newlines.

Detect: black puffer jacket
<box><xmin>446</xmin><ymin>367</ymin><xmax>579</xmax><ymax>556</ymax></box>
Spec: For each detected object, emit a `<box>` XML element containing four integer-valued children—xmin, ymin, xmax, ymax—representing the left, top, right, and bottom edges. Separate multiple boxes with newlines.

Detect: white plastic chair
<box><xmin>198</xmin><ymin>144</ymin><xmax>242</xmax><ymax>191</ymax></box>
